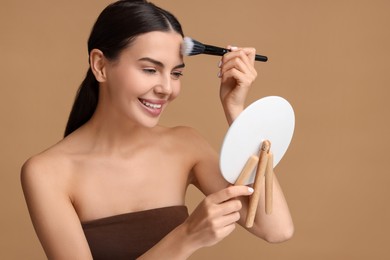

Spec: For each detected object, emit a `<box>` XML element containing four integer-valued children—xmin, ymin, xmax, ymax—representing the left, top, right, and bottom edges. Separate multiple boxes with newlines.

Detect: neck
<box><xmin>78</xmin><ymin>104</ymin><xmax>158</xmax><ymax>154</ymax></box>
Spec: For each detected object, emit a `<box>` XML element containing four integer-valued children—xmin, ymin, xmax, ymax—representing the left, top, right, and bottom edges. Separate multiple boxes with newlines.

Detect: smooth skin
<box><xmin>21</xmin><ymin>31</ymin><xmax>293</xmax><ymax>260</ymax></box>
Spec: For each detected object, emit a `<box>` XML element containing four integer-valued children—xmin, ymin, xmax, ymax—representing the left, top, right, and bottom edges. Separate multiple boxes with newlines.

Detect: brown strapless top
<box><xmin>81</xmin><ymin>205</ymin><xmax>189</xmax><ymax>260</ymax></box>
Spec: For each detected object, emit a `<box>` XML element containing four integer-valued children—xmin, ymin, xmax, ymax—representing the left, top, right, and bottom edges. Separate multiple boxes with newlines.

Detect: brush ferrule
<box><xmin>203</xmin><ymin>44</ymin><xmax>229</xmax><ymax>57</ymax></box>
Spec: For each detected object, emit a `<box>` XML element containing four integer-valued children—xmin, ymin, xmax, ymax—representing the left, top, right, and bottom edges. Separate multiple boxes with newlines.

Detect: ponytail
<box><xmin>64</xmin><ymin>68</ymin><xmax>99</xmax><ymax>137</ymax></box>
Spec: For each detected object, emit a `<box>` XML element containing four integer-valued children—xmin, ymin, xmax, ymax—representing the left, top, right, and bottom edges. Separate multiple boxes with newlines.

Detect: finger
<box><xmin>221</xmin><ymin>50</ymin><xmax>257</xmax><ymax>76</ymax></box>
<box><xmin>226</xmin><ymin>45</ymin><xmax>238</xmax><ymax>51</ymax></box>
<box><xmin>221</xmin><ymin>59</ymin><xmax>257</xmax><ymax>83</ymax></box>
<box><xmin>220</xmin><ymin>55</ymin><xmax>248</xmax><ymax>76</ymax></box>
<box><xmin>218</xmin><ymin>222</ymin><xmax>237</xmax><ymax>238</ymax></box>
<box><xmin>221</xmin><ymin>68</ymin><xmax>255</xmax><ymax>89</ymax></box>
<box><xmin>241</xmin><ymin>47</ymin><xmax>256</xmax><ymax>65</ymax></box>
<box><xmin>218</xmin><ymin>199</ymin><xmax>242</xmax><ymax>216</ymax></box>
<box><xmin>223</xmin><ymin>47</ymin><xmax>255</xmax><ymax>63</ymax></box>
<box><xmin>216</xmin><ymin>211</ymin><xmax>241</xmax><ymax>228</ymax></box>
<box><xmin>226</xmin><ymin>47</ymin><xmax>256</xmax><ymax>66</ymax></box>
<box><xmin>208</xmin><ymin>186</ymin><xmax>254</xmax><ymax>204</ymax></box>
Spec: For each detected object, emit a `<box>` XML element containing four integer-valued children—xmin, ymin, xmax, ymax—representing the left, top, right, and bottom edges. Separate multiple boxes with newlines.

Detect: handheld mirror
<box><xmin>220</xmin><ymin>96</ymin><xmax>295</xmax><ymax>185</ymax></box>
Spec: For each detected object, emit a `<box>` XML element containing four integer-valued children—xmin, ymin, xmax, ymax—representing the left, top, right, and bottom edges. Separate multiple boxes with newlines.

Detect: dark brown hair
<box><xmin>64</xmin><ymin>0</ymin><xmax>184</xmax><ymax>137</ymax></box>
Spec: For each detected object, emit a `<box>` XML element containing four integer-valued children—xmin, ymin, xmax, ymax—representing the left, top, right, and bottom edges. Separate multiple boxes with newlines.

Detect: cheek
<box><xmin>170</xmin><ymin>83</ymin><xmax>181</xmax><ymax>101</ymax></box>
<box><xmin>109</xmin><ymin>69</ymin><xmax>144</xmax><ymax>95</ymax></box>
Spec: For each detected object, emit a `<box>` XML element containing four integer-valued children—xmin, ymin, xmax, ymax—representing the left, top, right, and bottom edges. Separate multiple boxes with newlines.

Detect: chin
<box><xmin>139</xmin><ymin>117</ymin><xmax>161</xmax><ymax>129</ymax></box>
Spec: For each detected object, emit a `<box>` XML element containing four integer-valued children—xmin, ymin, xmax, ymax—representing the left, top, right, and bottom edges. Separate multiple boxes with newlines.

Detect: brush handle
<box><xmin>255</xmin><ymin>54</ymin><xmax>268</xmax><ymax>62</ymax></box>
<box><xmin>204</xmin><ymin>44</ymin><xmax>268</xmax><ymax>62</ymax></box>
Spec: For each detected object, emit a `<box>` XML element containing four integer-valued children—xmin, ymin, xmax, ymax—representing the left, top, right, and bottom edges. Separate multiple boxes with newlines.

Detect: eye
<box><xmin>171</xmin><ymin>71</ymin><xmax>184</xmax><ymax>80</ymax></box>
<box><xmin>143</xmin><ymin>68</ymin><xmax>157</xmax><ymax>74</ymax></box>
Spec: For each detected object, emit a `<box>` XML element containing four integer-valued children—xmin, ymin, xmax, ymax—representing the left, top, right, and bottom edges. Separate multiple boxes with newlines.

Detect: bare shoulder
<box><xmin>20</xmin><ymin>141</ymin><xmax>93</xmax><ymax>259</ymax></box>
<box><xmin>21</xmin><ymin>142</ymin><xmax>72</xmax><ymax>194</ymax></box>
<box><xmin>165</xmin><ymin>126</ymin><xmax>209</xmax><ymax>145</ymax></box>
<box><xmin>161</xmin><ymin>125</ymin><xmax>217</xmax><ymax>161</ymax></box>
<box><xmin>160</xmin><ymin>125</ymin><xmax>213</xmax><ymax>153</ymax></box>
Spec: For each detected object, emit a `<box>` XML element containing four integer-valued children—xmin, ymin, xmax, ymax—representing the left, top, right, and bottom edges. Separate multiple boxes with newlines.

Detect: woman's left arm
<box><xmin>193</xmin><ymin>47</ymin><xmax>294</xmax><ymax>242</ymax></box>
<box><xmin>191</xmin><ymin>134</ymin><xmax>294</xmax><ymax>243</ymax></box>
<box><xmin>218</xmin><ymin>46</ymin><xmax>257</xmax><ymax>125</ymax></box>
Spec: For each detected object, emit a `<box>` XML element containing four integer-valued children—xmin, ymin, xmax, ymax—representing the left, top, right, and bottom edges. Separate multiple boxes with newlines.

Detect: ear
<box><xmin>90</xmin><ymin>49</ymin><xmax>107</xmax><ymax>82</ymax></box>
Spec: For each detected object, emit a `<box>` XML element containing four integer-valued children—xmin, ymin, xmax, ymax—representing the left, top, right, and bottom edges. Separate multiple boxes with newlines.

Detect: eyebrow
<box><xmin>138</xmin><ymin>57</ymin><xmax>185</xmax><ymax>70</ymax></box>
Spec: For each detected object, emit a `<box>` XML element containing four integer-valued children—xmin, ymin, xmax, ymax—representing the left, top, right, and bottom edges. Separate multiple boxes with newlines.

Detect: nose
<box><xmin>154</xmin><ymin>75</ymin><xmax>173</xmax><ymax>96</ymax></box>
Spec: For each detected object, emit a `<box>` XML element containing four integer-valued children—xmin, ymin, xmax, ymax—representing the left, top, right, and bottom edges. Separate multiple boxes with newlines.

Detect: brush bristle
<box><xmin>182</xmin><ymin>37</ymin><xmax>205</xmax><ymax>56</ymax></box>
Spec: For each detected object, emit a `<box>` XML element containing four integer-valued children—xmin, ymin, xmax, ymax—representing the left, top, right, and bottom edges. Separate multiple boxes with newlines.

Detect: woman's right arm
<box><xmin>138</xmin><ymin>186</ymin><xmax>253</xmax><ymax>260</ymax></box>
<box><xmin>21</xmin><ymin>156</ymin><xmax>93</xmax><ymax>260</ymax></box>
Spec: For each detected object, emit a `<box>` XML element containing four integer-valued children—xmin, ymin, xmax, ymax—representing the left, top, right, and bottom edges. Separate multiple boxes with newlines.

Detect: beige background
<box><xmin>1</xmin><ymin>0</ymin><xmax>389</xmax><ymax>259</ymax></box>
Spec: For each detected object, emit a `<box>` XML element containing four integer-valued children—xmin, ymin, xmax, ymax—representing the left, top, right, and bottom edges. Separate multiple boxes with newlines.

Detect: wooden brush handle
<box><xmin>265</xmin><ymin>152</ymin><xmax>274</xmax><ymax>215</ymax></box>
<box><xmin>245</xmin><ymin>140</ymin><xmax>271</xmax><ymax>228</ymax></box>
<box><xmin>235</xmin><ymin>155</ymin><xmax>259</xmax><ymax>185</ymax></box>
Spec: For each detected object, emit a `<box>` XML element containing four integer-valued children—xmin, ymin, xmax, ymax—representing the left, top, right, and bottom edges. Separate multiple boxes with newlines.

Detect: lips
<box><xmin>140</xmin><ymin>99</ymin><xmax>162</xmax><ymax>109</ymax></box>
<box><xmin>138</xmin><ymin>98</ymin><xmax>165</xmax><ymax>116</ymax></box>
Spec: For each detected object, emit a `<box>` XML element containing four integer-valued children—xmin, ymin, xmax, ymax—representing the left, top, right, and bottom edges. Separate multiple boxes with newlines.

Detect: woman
<box><xmin>21</xmin><ymin>1</ymin><xmax>293</xmax><ymax>259</ymax></box>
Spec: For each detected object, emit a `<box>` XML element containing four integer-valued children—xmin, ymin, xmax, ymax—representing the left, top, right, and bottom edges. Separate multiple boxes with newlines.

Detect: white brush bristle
<box><xmin>182</xmin><ymin>37</ymin><xmax>194</xmax><ymax>56</ymax></box>
<box><xmin>181</xmin><ymin>37</ymin><xmax>205</xmax><ymax>56</ymax></box>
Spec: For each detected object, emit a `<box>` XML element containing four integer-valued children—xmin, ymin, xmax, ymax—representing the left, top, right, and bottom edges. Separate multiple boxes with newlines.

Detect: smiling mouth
<box><xmin>139</xmin><ymin>99</ymin><xmax>163</xmax><ymax>109</ymax></box>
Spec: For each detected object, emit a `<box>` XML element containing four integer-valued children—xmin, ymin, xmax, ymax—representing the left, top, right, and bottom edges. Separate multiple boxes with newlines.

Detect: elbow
<box><xmin>263</xmin><ymin>224</ymin><xmax>294</xmax><ymax>244</ymax></box>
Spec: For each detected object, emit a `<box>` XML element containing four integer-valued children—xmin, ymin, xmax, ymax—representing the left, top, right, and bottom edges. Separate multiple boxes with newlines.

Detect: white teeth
<box><xmin>141</xmin><ymin>100</ymin><xmax>162</xmax><ymax>109</ymax></box>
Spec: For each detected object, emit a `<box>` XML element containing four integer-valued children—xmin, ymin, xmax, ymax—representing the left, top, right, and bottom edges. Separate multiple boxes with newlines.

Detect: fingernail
<box><xmin>218</xmin><ymin>60</ymin><xmax>222</xmax><ymax>68</ymax></box>
<box><xmin>230</xmin><ymin>46</ymin><xmax>238</xmax><ymax>51</ymax></box>
<box><xmin>217</xmin><ymin>71</ymin><xmax>221</xmax><ymax>78</ymax></box>
<box><xmin>248</xmin><ymin>187</ymin><xmax>254</xmax><ymax>193</ymax></box>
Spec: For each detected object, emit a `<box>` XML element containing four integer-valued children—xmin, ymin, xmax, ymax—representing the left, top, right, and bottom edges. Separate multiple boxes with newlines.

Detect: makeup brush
<box><xmin>182</xmin><ymin>37</ymin><xmax>268</xmax><ymax>62</ymax></box>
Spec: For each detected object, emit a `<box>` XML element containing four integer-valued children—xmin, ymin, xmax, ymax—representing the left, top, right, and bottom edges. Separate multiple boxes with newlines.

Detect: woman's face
<box><xmin>101</xmin><ymin>31</ymin><xmax>184</xmax><ymax>128</ymax></box>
